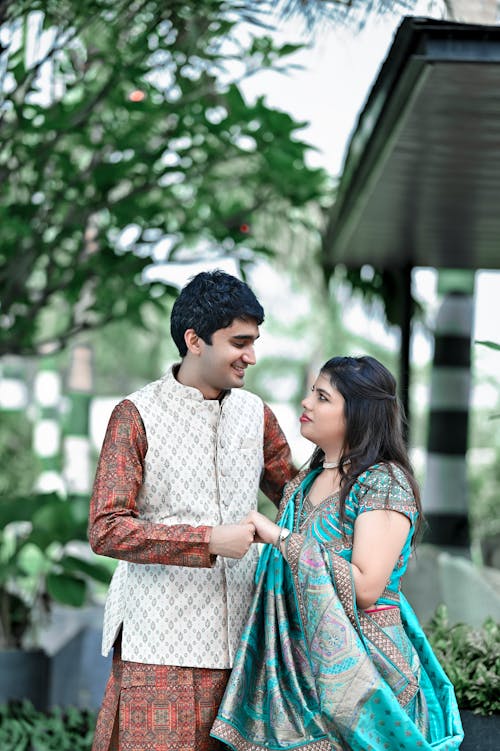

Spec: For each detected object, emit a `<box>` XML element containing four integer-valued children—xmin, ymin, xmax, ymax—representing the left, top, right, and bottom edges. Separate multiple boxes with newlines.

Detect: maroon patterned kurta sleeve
<box><xmin>260</xmin><ymin>403</ymin><xmax>298</xmax><ymax>506</ymax></box>
<box><xmin>88</xmin><ymin>399</ymin><xmax>214</xmax><ymax>568</ymax></box>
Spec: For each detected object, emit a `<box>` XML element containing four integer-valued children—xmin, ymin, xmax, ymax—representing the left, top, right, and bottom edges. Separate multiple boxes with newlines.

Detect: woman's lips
<box><xmin>300</xmin><ymin>414</ymin><xmax>311</xmax><ymax>423</ymax></box>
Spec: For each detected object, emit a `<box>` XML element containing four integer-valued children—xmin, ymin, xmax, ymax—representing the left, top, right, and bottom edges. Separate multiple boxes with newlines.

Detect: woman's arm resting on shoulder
<box><xmin>351</xmin><ymin>510</ymin><xmax>410</xmax><ymax>610</ymax></box>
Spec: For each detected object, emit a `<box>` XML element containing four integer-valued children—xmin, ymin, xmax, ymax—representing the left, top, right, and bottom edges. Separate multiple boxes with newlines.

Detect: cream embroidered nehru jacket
<box><xmin>98</xmin><ymin>368</ymin><xmax>267</xmax><ymax>668</ymax></box>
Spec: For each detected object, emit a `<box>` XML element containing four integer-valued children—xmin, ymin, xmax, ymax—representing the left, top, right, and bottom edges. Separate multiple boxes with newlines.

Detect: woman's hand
<box><xmin>242</xmin><ymin>510</ymin><xmax>280</xmax><ymax>546</ymax></box>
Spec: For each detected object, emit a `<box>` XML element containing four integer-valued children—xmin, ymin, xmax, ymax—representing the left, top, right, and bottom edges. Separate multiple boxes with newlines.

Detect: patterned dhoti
<box><xmin>92</xmin><ymin>641</ymin><xmax>230</xmax><ymax>751</ymax></box>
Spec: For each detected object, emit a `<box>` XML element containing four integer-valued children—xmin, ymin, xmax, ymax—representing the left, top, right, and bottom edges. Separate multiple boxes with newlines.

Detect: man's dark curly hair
<box><xmin>170</xmin><ymin>270</ymin><xmax>264</xmax><ymax>357</ymax></box>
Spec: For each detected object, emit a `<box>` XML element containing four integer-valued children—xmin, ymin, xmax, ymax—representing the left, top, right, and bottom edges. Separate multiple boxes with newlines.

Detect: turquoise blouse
<box><xmin>295</xmin><ymin>462</ymin><xmax>419</xmax><ymax>600</ymax></box>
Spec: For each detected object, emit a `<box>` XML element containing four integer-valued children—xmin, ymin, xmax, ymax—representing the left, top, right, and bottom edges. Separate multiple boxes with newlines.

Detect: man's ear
<box><xmin>184</xmin><ymin>328</ymin><xmax>202</xmax><ymax>355</ymax></box>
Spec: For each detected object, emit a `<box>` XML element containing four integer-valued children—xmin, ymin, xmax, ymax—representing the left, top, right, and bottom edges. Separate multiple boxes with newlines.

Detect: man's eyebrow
<box><xmin>231</xmin><ymin>333</ymin><xmax>260</xmax><ymax>341</ymax></box>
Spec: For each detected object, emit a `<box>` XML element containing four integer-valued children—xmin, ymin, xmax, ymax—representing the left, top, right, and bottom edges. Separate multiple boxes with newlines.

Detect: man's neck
<box><xmin>175</xmin><ymin>361</ymin><xmax>224</xmax><ymax>401</ymax></box>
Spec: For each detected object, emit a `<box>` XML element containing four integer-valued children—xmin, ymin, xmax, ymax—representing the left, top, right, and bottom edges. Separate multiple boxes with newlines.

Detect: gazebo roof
<box><xmin>324</xmin><ymin>16</ymin><xmax>500</xmax><ymax>271</ymax></box>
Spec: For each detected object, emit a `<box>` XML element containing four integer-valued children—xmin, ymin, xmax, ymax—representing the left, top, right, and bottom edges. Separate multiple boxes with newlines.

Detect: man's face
<box><xmin>197</xmin><ymin>317</ymin><xmax>259</xmax><ymax>394</ymax></box>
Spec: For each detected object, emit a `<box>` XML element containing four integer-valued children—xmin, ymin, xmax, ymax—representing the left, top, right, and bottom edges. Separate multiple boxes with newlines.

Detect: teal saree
<box><xmin>212</xmin><ymin>468</ymin><xmax>463</xmax><ymax>750</ymax></box>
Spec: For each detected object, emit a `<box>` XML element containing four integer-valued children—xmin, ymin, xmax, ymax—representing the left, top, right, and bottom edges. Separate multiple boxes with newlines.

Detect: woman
<box><xmin>212</xmin><ymin>356</ymin><xmax>463</xmax><ymax>750</ymax></box>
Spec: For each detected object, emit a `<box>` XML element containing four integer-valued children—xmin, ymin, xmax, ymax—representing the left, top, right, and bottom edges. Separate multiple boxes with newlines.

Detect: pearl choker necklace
<box><xmin>323</xmin><ymin>458</ymin><xmax>351</xmax><ymax>470</ymax></box>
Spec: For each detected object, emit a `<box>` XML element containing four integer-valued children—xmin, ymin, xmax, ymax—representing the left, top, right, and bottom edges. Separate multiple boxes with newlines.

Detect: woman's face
<box><xmin>300</xmin><ymin>372</ymin><xmax>346</xmax><ymax>455</ymax></box>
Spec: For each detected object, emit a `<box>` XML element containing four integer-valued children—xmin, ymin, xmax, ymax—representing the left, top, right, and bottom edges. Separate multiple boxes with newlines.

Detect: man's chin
<box><xmin>230</xmin><ymin>372</ymin><xmax>245</xmax><ymax>387</ymax></box>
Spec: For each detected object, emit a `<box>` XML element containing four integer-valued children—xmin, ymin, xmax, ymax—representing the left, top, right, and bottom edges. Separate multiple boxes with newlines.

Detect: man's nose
<box><xmin>241</xmin><ymin>346</ymin><xmax>256</xmax><ymax>365</ymax></box>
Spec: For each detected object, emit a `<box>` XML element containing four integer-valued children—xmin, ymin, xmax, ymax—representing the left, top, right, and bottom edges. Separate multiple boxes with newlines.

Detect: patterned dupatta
<box><xmin>211</xmin><ymin>470</ymin><xmax>463</xmax><ymax>751</ymax></box>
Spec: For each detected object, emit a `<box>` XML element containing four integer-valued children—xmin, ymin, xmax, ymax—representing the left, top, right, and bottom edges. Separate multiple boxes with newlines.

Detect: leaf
<box><xmin>277</xmin><ymin>42</ymin><xmax>305</xmax><ymax>57</ymax></box>
<box><xmin>58</xmin><ymin>554</ymin><xmax>111</xmax><ymax>584</ymax></box>
<box><xmin>0</xmin><ymin>493</ymin><xmax>58</xmax><ymax>528</ymax></box>
<box><xmin>29</xmin><ymin>499</ymin><xmax>88</xmax><ymax>549</ymax></box>
<box><xmin>225</xmin><ymin>83</ymin><xmax>248</xmax><ymax>119</ymax></box>
<box><xmin>17</xmin><ymin>543</ymin><xmax>49</xmax><ymax>577</ymax></box>
<box><xmin>46</xmin><ymin>572</ymin><xmax>86</xmax><ymax>607</ymax></box>
<box><xmin>476</xmin><ymin>340</ymin><xmax>500</xmax><ymax>352</ymax></box>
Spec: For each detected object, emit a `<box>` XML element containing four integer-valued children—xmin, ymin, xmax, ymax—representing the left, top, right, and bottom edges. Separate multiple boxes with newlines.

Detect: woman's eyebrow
<box><xmin>315</xmin><ymin>387</ymin><xmax>331</xmax><ymax>397</ymax></box>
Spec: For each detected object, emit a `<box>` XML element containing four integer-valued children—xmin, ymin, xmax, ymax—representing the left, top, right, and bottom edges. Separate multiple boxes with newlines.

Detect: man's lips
<box><xmin>300</xmin><ymin>414</ymin><xmax>312</xmax><ymax>423</ymax></box>
<box><xmin>232</xmin><ymin>364</ymin><xmax>246</xmax><ymax>377</ymax></box>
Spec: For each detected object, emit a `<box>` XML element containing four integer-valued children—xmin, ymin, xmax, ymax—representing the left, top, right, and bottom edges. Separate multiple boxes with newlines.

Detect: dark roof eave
<box><xmin>326</xmin><ymin>16</ymin><xmax>500</xmax><ymax>271</ymax></box>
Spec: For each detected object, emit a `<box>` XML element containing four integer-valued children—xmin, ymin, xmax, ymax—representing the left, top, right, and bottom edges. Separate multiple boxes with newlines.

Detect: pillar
<box><xmin>422</xmin><ymin>270</ymin><xmax>475</xmax><ymax>552</ymax></box>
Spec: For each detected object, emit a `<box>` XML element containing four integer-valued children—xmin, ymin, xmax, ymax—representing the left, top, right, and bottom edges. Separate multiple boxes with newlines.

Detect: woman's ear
<box><xmin>184</xmin><ymin>328</ymin><xmax>202</xmax><ymax>355</ymax></box>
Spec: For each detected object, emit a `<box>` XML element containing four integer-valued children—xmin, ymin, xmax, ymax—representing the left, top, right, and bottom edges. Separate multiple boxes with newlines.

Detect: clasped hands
<box><xmin>208</xmin><ymin>510</ymin><xmax>281</xmax><ymax>559</ymax></box>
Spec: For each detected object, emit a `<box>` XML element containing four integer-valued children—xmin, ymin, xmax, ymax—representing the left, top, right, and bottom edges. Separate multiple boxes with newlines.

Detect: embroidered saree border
<box><xmin>357</xmin><ymin>608</ymin><xmax>419</xmax><ymax>707</ymax></box>
<box><xmin>284</xmin><ymin>531</ymin><xmax>307</xmax><ymax>632</ymax></box>
<box><xmin>211</xmin><ymin>721</ymin><xmax>335</xmax><ymax>751</ymax></box>
<box><xmin>366</xmin><ymin>608</ymin><xmax>400</xmax><ymax>627</ymax></box>
<box><xmin>275</xmin><ymin>470</ymin><xmax>309</xmax><ymax>524</ymax></box>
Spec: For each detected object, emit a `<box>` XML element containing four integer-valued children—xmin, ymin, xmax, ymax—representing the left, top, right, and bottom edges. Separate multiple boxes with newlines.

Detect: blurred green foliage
<box><xmin>425</xmin><ymin>604</ymin><xmax>500</xmax><ymax>716</ymax></box>
<box><xmin>0</xmin><ymin>411</ymin><xmax>39</xmax><ymax>496</ymax></box>
<box><xmin>0</xmin><ymin>492</ymin><xmax>111</xmax><ymax>649</ymax></box>
<box><xmin>0</xmin><ymin>0</ymin><xmax>327</xmax><ymax>357</ymax></box>
<box><xmin>0</xmin><ymin>700</ymin><xmax>96</xmax><ymax>751</ymax></box>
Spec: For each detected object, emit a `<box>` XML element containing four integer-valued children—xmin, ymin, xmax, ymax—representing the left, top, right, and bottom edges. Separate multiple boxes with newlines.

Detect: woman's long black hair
<box><xmin>309</xmin><ymin>355</ymin><xmax>423</xmax><ymax>542</ymax></box>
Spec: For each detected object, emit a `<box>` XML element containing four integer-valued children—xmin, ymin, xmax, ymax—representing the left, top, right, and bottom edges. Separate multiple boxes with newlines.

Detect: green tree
<box><xmin>263</xmin><ymin>1</ymin><xmax>419</xmax><ymax>28</ymax></box>
<box><xmin>0</xmin><ymin>411</ymin><xmax>39</xmax><ymax>496</ymax></box>
<box><xmin>0</xmin><ymin>0</ymin><xmax>326</xmax><ymax>357</ymax></box>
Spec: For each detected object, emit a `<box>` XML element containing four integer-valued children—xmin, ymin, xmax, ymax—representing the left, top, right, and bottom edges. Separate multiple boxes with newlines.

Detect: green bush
<box><xmin>0</xmin><ymin>493</ymin><xmax>112</xmax><ymax>649</ymax></box>
<box><xmin>425</xmin><ymin>604</ymin><xmax>500</xmax><ymax>716</ymax></box>
<box><xmin>0</xmin><ymin>701</ymin><xmax>96</xmax><ymax>751</ymax></box>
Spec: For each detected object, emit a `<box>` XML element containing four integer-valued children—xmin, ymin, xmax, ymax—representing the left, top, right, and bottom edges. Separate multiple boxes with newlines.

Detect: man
<box><xmin>89</xmin><ymin>270</ymin><xmax>296</xmax><ymax>751</ymax></box>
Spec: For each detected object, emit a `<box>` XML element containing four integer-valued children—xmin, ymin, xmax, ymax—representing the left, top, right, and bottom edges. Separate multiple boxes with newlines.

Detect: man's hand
<box><xmin>208</xmin><ymin>523</ymin><xmax>256</xmax><ymax>559</ymax></box>
<box><xmin>243</xmin><ymin>510</ymin><xmax>280</xmax><ymax>546</ymax></box>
